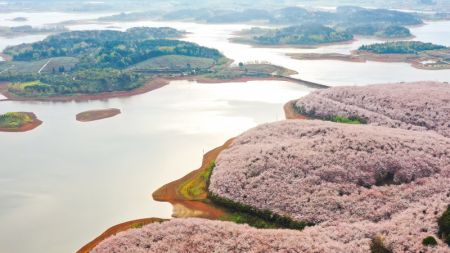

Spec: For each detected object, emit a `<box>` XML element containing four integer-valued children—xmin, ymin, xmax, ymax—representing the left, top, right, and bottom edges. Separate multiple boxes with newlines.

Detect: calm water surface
<box><xmin>0</xmin><ymin>12</ymin><xmax>450</xmax><ymax>253</ymax></box>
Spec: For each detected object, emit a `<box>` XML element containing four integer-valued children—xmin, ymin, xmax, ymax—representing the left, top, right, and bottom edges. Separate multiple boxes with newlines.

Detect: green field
<box><xmin>0</xmin><ymin>57</ymin><xmax>78</xmax><ymax>74</ymax></box>
<box><xmin>128</xmin><ymin>55</ymin><xmax>216</xmax><ymax>72</ymax></box>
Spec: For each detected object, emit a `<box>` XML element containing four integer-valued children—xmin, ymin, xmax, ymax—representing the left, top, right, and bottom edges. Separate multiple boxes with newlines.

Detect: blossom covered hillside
<box><xmin>92</xmin><ymin>198</ymin><xmax>450</xmax><ymax>253</ymax></box>
<box><xmin>293</xmin><ymin>82</ymin><xmax>450</xmax><ymax>137</ymax></box>
<box><xmin>207</xmin><ymin>120</ymin><xmax>450</xmax><ymax>251</ymax></box>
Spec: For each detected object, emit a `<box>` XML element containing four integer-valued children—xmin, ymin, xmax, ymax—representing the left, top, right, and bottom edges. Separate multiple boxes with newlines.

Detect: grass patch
<box><xmin>0</xmin><ymin>112</ymin><xmax>33</xmax><ymax>128</ymax></box>
<box><xmin>331</xmin><ymin>115</ymin><xmax>364</xmax><ymax>124</ymax></box>
<box><xmin>178</xmin><ymin>161</ymin><xmax>216</xmax><ymax>200</ymax></box>
<box><xmin>131</xmin><ymin>223</ymin><xmax>144</xmax><ymax>229</ymax></box>
<box><xmin>0</xmin><ymin>57</ymin><xmax>78</xmax><ymax>74</ymax></box>
<box><xmin>210</xmin><ymin>192</ymin><xmax>311</xmax><ymax>230</ymax></box>
<box><xmin>294</xmin><ymin>105</ymin><xmax>367</xmax><ymax>124</ymax></box>
<box><xmin>128</xmin><ymin>55</ymin><xmax>216</xmax><ymax>71</ymax></box>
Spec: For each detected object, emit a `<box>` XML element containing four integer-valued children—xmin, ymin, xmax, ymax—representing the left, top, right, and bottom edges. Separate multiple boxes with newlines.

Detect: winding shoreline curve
<box><xmin>0</xmin><ymin>76</ymin><xmax>328</xmax><ymax>103</ymax></box>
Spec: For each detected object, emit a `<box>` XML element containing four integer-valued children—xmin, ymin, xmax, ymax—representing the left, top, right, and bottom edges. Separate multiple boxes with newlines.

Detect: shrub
<box><xmin>422</xmin><ymin>236</ymin><xmax>438</xmax><ymax>246</ymax></box>
<box><xmin>438</xmin><ymin>205</ymin><xmax>450</xmax><ymax>246</ymax></box>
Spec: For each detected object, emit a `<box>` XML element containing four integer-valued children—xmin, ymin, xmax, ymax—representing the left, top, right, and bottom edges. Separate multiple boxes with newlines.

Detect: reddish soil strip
<box><xmin>0</xmin><ymin>112</ymin><xmax>42</xmax><ymax>132</ymax></box>
<box><xmin>153</xmin><ymin>138</ymin><xmax>235</xmax><ymax>220</ymax></box>
<box><xmin>284</xmin><ymin>100</ymin><xmax>309</xmax><ymax>120</ymax></box>
<box><xmin>76</xmin><ymin>108</ymin><xmax>121</xmax><ymax>122</ymax></box>
<box><xmin>76</xmin><ymin>218</ymin><xmax>166</xmax><ymax>253</ymax></box>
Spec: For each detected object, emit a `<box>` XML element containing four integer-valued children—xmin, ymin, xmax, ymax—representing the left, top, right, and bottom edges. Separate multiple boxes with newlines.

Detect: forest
<box><xmin>359</xmin><ymin>41</ymin><xmax>448</xmax><ymax>54</ymax></box>
<box><xmin>237</xmin><ymin>24</ymin><xmax>354</xmax><ymax>46</ymax></box>
<box><xmin>0</xmin><ymin>28</ymin><xmax>225</xmax><ymax>97</ymax></box>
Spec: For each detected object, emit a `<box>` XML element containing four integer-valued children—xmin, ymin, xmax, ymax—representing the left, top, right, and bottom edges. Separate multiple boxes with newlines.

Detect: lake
<box><xmin>0</xmin><ymin>12</ymin><xmax>449</xmax><ymax>253</ymax></box>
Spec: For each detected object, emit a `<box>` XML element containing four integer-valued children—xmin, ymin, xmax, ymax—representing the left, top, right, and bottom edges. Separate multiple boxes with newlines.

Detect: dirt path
<box><xmin>38</xmin><ymin>59</ymin><xmax>52</xmax><ymax>74</ymax></box>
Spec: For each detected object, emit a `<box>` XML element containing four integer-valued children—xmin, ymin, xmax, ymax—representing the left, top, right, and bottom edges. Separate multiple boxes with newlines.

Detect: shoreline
<box><xmin>153</xmin><ymin>138</ymin><xmax>235</xmax><ymax>219</ymax></box>
<box><xmin>0</xmin><ymin>112</ymin><xmax>42</xmax><ymax>132</ymax></box>
<box><xmin>288</xmin><ymin>51</ymin><xmax>450</xmax><ymax>70</ymax></box>
<box><xmin>0</xmin><ymin>76</ymin><xmax>328</xmax><ymax>103</ymax></box>
<box><xmin>77</xmin><ymin>138</ymin><xmax>235</xmax><ymax>252</ymax></box>
<box><xmin>76</xmin><ymin>218</ymin><xmax>166</xmax><ymax>253</ymax></box>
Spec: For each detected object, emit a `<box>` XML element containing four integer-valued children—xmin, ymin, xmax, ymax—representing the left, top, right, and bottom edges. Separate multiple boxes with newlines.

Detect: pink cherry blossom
<box><xmin>293</xmin><ymin>82</ymin><xmax>450</xmax><ymax>138</ymax></box>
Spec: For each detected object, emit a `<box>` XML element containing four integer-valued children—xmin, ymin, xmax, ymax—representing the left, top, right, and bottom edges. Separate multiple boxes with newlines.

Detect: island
<box><xmin>0</xmin><ymin>112</ymin><xmax>42</xmax><ymax>132</ymax></box>
<box><xmin>289</xmin><ymin>41</ymin><xmax>450</xmax><ymax>70</ymax></box>
<box><xmin>0</xmin><ymin>27</ymin><xmax>323</xmax><ymax>101</ymax></box>
<box><xmin>76</xmin><ymin>108</ymin><xmax>121</xmax><ymax>122</ymax></box>
<box><xmin>232</xmin><ymin>24</ymin><xmax>354</xmax><ymax>47</ymax></box>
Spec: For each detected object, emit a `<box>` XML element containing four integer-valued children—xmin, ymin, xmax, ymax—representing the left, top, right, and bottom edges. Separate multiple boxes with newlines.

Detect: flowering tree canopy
<box><xmin>293</xmin><ymin>82</ymin><xmax>450</xmax><ymax>138</ymax></box>
<box><xmin>208</xmin><ymin>120</ymin><xmax>449</xmax><ymax>251</ymax></box>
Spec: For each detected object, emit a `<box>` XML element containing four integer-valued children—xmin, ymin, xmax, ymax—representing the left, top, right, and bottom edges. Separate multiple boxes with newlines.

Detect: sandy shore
<box><xmin>76</xmin><ymin>218</ymin><xmax>166</xmax><ymax>253</ymax></box>
<box><xmin>0</xmin><ymin>112</ymin><xmax>42</xmax><ymax>132</ymax></box>
<box><xmin>76</xmin><ymin>108</ymin><xmax>121</xmax><ymax>122</ymax></box>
